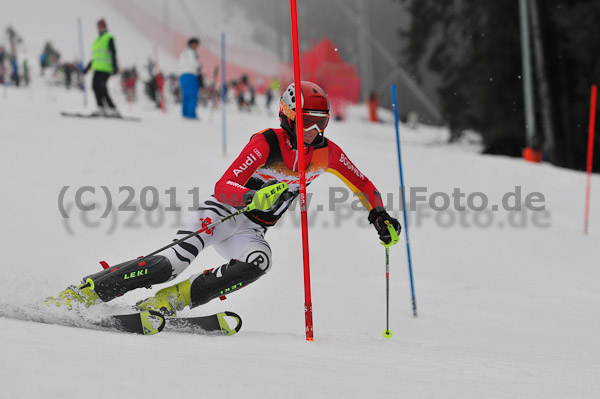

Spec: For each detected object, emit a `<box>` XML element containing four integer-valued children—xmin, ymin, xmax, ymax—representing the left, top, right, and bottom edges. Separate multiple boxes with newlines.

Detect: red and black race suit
<box><xmin>214</xmin><ymin>128</ymin><xmax>384</xmax><ymax>227</ymax></box>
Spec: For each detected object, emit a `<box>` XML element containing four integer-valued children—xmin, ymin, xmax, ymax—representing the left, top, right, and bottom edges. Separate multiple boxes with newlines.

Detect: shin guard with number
<box><xmin>84</xmin><ymin>255</ymin><xmax>174</xmax><ymax>302</ymax></box>
<box><xmin>190</xmin><ymin>259</ymin><xmax>266</xmax><ymax>308</ymax></box>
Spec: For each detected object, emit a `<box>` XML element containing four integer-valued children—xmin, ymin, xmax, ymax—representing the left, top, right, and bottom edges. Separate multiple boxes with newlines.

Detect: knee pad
<box><xmin>243</xmin><ymin>249</ymin><xmax>272</xmax><ymax>273</ymax></box>
<box><xmin>84</xmin><ymin>255</ymin><xmax>174</xmax><ymax>302</ymax></box>
<box><xmin>190</xmin><ymin>259</ymin><xmax>266</xmax><ymax>308</ymax></box>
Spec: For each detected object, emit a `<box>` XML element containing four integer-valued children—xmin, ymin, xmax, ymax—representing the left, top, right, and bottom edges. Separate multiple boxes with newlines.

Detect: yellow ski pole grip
<box><xmin>380</xmin><ymin>220</ymin><xmax>400</xmax><ymax>248</ymax></box>
<box><xmin>251</xmin><ymin>182</ymin><xmax>290</xmax><ymax>211</ymax></box>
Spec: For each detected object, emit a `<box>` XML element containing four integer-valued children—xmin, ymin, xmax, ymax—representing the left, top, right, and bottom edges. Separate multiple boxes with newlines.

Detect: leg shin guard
<box><xmin>190</xmin><ymin>259</ymin><xmax>266</xmax><ymax>308</ymax></box>
<box><xmin>84</xmin><ymin>255</ymin><xmax>174</xmax><ymax>302</ymax></box>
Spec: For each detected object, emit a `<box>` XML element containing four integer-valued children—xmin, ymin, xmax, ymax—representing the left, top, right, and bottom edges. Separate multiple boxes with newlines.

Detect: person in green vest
<box><xmin>84</xmin><ymin>18</ymin><xmax>119</xmax><ymax>117</ymax></box>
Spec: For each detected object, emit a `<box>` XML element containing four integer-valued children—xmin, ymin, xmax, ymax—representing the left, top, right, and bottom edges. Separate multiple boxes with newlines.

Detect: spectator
<box><xmin>40</xmin><ymin>42</ymin><xmax>60</xmax><ymax>77</ymax></box>
<box><xmin>178</xmin><ymin>37</ymin><xmax>201</xmax><ymax>119</ymax></box>
<box><xmin>22</xmin><ymin>59</ymin><xmax>29</xmax><ymax>86</ymax></box>
<box><xmin>367</xmin><ymin>90</ymin><xmax>379</xmax><ymax>123</ymax></box>
<box><xmin>10</xmin><ymin>54</ymin><xmax>19</xmax><ymax>87</ymax></box>
<box><xmin>266</xmin><ymin>76</ymin><xmax>281</xmax><ymax>115</ymax></box>
<box><xmin>236</xmin><ymin>74</ymin><xmax>254</xmax><ymax>111</ymax></box>
<box><xmin>121</xmin><ymin>67</ymin><xmax>137</xmax><ymax>102</ymax></box>
<box><xmin>0</xmin><ymin>46</ymin><xmax>6</xmax><ymax>84</ymax></box>
<box><xmin>84</xmin><ymin>18</ymin><xmax>120</xmax><ymax>117</ymax></box>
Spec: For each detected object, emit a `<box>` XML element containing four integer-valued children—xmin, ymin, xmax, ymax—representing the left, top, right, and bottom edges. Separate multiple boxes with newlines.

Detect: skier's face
<box><xmin>303</xmin><ymin>127</ymin><xmax>320</xmax><ymax>144</ymax></box>
<box><xmin>301</xmin><ymin>110</ymin><xmax>329</xmax><ymax>144</ymax></box>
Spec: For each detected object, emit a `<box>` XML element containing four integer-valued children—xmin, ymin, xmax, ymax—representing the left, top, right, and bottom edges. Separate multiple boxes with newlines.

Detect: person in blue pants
<box><xmin>178</xmin><ymin>38</ymin><xmax>201</xmax><ymax>119</ymax></box>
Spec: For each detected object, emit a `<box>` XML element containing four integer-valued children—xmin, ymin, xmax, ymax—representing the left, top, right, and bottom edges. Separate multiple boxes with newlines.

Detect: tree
<box><xmin>400</xmin><ymin>0</ymin><xmax>600</xmax><ymax>170</ymax></box>
<box><xmin>546</xmin><ymin>0</ymin><xmax>600</xmax><ymax>170</ymax></box>
<box><xmin>400</xmin><ymin>1</ymin><xmax>525</xmax><ymax>154</ymax></box>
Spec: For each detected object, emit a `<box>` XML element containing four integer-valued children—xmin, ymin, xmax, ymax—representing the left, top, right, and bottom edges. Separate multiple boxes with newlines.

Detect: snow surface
<box><xmin>2</xmin><ymin>5</ymin><xmax>600</xmax><ymax>397</ymax></box>
<box><xmin>0</xmin><ymin>0</ymin><xmax>286</xmax><ymax>82</ymax></box>
<box><xmin>1</xmin><ymin>77</ymin><xmax>599</xmax><ymax>398</ymax></box>
<box><xmin>0</xmin><ymin>0</ymin><xmax>175</xmax><ymax>69</ymax></box>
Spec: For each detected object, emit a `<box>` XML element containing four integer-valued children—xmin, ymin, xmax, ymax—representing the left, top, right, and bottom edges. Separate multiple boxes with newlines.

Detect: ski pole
<box><xmin>80</xmin><ymin>203</ymin><xmax>258</xmax><ymax>292</ymax></box>
<box><xmin>137</xmin><ymin>182</ymin><xmax>289</xmax><ymax>263</ymax></box>
<box><xmin>382</xmin><ymin>221</ymin><xmax>399</xmax><ymax>339</ymax></box>
<box><xmin>138</xmin><ymin>204</ymin><xmax>251</xmax><ymax>263</ymax></box>
<box><xmin>80</xmin><ymin>183</ymin><xmax>291</xmax><ymax>291</ymax></box>
<box><xmin>391</xmin><ymin>84</ymin><xmax>418</xmax><ymax>317</ymax></box>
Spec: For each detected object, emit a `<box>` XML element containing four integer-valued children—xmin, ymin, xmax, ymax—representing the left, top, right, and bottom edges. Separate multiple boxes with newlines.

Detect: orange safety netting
<box><xmin>298</xmin><ymin>38</ymin><xmax>361</xmax><ymax>119</ymax></box>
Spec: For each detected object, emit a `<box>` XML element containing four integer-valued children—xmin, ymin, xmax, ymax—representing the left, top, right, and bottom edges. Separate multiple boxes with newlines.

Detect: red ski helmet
<box><xmin>279</xmin><ymin>81</ymin><xmax>330</xmax><ymax>147</ymax></box>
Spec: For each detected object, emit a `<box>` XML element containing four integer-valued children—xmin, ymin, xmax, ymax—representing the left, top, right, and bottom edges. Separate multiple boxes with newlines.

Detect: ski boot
<box><xmin>137</xmin><ymin>259</ymin><xmax>266</xmax><ymax>315</ymax></box>
<box><xmin>46</xmin><ymin>255</ymin><xmax>173</xmax><ymax>309</ymax></box>
<box><xmin>136</xmin><ymin>280</ymin><xmax>191</xmax><ymax>317</ymax></box>
<box><xmin>45</xmin><ymin>280</ymin><xmax>101</xmax><ymax>309</ymax></box>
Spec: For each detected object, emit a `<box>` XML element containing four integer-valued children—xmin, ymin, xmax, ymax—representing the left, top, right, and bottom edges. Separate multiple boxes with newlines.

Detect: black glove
<box><xmin>368</xmin><ymin>207</ymin><xmax>401</xmax><ymax>243</ymax></box>
<box><xmin>243</xmin><ymin>180</ymin><xmax>294</xmax><ymax>210</ymax></box>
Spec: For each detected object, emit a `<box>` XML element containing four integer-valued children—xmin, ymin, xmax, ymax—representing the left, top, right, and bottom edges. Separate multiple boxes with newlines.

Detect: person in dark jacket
<box><xmin>84</xmin><ymin>18</ymin><xmax>119</xmax><ymax>117</ymax></box>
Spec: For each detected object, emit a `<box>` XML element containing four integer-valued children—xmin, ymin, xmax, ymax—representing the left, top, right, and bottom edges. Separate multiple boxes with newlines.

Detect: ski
<box><xmin>2</xmin><ymin>302</ymin><xmax>240</xmax><ymax>336</ymax></box>
<box><xmin>166</xmin><ymin>311</ymin><xmax>242</xmax><ymax>336</ymax></box>
<box><xmin>60</xmin><ymin>111</ymin><xmax>141</xmax><ymax>122</ymax></box>
<box><xmin>0</xmin><ymin>304</ymin><xmax>165</xmax><ymax>335</ymax></box>
<box><xmin>101</xmin><ymin>311</ymin><xmax>165</xmax><ymax>335</ymax></box>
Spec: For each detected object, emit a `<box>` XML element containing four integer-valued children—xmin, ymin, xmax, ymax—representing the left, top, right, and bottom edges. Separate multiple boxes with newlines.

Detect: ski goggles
<box><xmin>301</xmin><ymin>110</ymin><xmax>330</xmax><ymax>133</ymax></box>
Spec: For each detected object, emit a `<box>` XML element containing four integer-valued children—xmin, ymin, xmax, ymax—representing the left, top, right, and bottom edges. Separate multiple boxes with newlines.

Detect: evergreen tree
<box><xmin>546</xmin><ymin>0</ymin><xmax>600</xmax><ymax>169</ymax></box>
<box><xmin>400</xmin><ymin>0</ymin><xmax>600</xmax><ymax>170</ymax></box>
<box><xmin>400</xmin><ymin>1</ymin><xmax>525</xmax><ymax>154</ymax></box>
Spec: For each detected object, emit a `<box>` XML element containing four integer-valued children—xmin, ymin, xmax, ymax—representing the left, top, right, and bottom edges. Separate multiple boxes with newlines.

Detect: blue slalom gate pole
<box><xmin>391</xmin><ymin>84</ymin><xmax>418</xmax><ymax>317</ymax></box>
<box><xmin>77</xmin><ymin>16</ymin><xmax>87</xmax><ymax>107</ymax></box>
<box><xmin>221</xmin><ymin>32</ymin><xmax>227</xmax><ymax>156</ymax></box>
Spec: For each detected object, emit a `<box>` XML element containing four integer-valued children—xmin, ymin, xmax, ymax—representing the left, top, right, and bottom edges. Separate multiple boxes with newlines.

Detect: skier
<box><xmin>84</xmin><ymin>18</ymin><xmax>119</xmax><ymax>117</ymax></box>
<box><xmin>0</xmin><ymin>45</ymin><xmax>5</xmax><ymax>83</ymax></box>
<box><xmin>265</xmin><ymin>76</ymin><xmax>281</xmax><ymax>115</ymax></box>
<box><xmin>46</xmin><ymin>81</ymin><xmax>401</xmax><ymax>316</ymax></box>
<box><xmin>178</xmin><ymin>37</ymin><xmax>201</xmax><ymax>119</ymax></box>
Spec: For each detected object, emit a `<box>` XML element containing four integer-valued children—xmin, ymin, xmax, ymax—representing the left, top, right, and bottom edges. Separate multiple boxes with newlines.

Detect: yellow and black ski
<box><xmin>102</xmin><ymin>311</ymin><xmax>165</xmax><ymax>335</ymax></box>
<box><xmin>166</xmin><ymin>311</ymin><xmax>242</xmax><ymax>336</ymax></box>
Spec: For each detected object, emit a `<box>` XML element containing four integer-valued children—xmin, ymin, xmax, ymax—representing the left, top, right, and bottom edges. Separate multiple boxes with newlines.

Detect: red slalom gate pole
<box><xmin>584</xmin><ymin>84</ymin><xmax>597</xmax><ymax>234</ymax></box>
<box><xmin>289</xmin><ymin>0</ymin><xmax>314</xmax><ymax>341</ymax></box>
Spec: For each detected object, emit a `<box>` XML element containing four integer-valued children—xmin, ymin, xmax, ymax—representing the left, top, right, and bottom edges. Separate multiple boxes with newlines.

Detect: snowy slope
<box><xmin>0</xmin><ymin>0</ymin><xmax>179</xmax><ymax>70</ymax></box>
<box><xmin>129</xmin><ymin>0</ymin><xmax>284</xmax><ymax>66</ymax></box>
<box><xmin>0</xmin><ymin>0</ymin><xmax>286</xmax><ymax>82</ymax></box>
<box><xmin>2</xmin><ymin>2</ymin><xmax>600</xmax><ymax>395</ymax></box>
<box><xmin>1</xmin><ymin>77</ymin><xmax>600</xmax><ymax>398</ymax></box>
